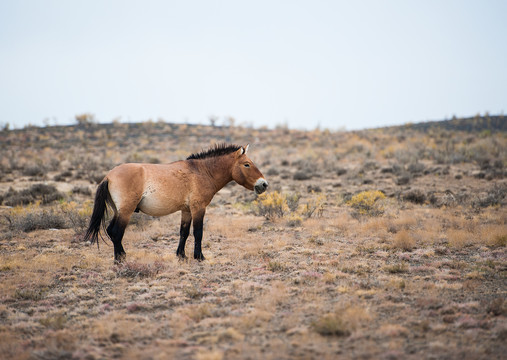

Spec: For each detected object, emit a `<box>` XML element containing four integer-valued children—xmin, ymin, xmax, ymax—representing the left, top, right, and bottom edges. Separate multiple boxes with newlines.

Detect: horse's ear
<box><xmin>236</xmin><ymin>145</ymin><xmax>249</xmax><ymax>157</ymax></box>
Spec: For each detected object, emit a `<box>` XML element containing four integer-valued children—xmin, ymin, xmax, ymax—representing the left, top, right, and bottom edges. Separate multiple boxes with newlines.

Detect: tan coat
<box><xmin>85</xmin><ymin>144</ymin><xmax>268</xmax><ymax>262</ymax></box>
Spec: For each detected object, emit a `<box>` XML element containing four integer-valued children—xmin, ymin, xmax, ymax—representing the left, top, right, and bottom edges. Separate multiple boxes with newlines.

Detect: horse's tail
<box><xmin>84</xmin><ymin>179</ymin><xmax>110</xmax><ymax>246</ymax></box>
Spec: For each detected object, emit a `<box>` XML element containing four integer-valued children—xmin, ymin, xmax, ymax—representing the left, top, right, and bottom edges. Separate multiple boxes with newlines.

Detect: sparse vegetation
<box><xmin>114</xmin><ymin>261</ymin><xmax>166</xmax><ymax>278</ymax></box>
<box><xmin>300</xmin><ymin>192</ymin><xmax>326</xmax><ymax>218</ymax></box>
<box><xmin>60</xmin><ymin>200</ymin><xmax>93</xmax><ymax>234</ymax></box>
<box><xmin>384</xmin><ymin>262</ymin><xmax>409</xmax><ymax>273</ymax></box>
<box><xmin>253</xmin><ymin>191</ymin><xmax>288</xmax><ymax>219</ymax></box>
<box><xmin>312</xmin><ymin>312</ymin><xmax>351</xmax><ymax>336</ymax></box>
<box><xmin>1</xmin><ymin>183</ymin><xmax>64</xmax><ymax>206</ymax></box>
<box><xmin>253</xmin><ymin>190</ymin><xmax>326</xmax><ymax>220</ymax></box>
<box><xmin>347</xmin><ymin>190</ymin><xmax>386</xmax><ymax>216</ymax></box>
<box><xmin>0</xmin><ymin>117</ymin><xmax>505</xmax><ymax>359</ymax></box>
<box><xmin>312</xmin><ymin>305</ymin><xmax>371</xmax><ymax>337</ymax></box>
<box><xmin>8</xmin><ymin>205</ymin><xmax>68</xmax><ymax>232</ymax></box>
<box><xmin>392</xmin><ymin>229</ymin><xmax>416</xmax><ymax>251</ymax></box>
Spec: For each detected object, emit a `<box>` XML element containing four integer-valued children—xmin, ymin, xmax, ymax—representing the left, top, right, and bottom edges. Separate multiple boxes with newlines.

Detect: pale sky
<box><xmin>1</xmin><ymin>1</ymin><xmax>506</xmax><ymax>130</ymax></box>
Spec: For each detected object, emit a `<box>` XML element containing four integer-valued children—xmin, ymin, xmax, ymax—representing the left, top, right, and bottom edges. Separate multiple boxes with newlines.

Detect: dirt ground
<box><xmin>0</xmin><ymin>121</ymin><xmax>506</xmax><ymax>359</ymax></box>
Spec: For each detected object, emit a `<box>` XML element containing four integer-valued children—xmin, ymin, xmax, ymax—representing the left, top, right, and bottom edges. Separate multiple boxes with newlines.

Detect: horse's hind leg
<box><xmin>106</xmin><ymin>214</ymin><xmax>130</xmax><ymax>263</ymax></box>
<box><xmin>176</xmin><ymin>210</ymin><xmax>192</xmax><ymax>259</ymax></box>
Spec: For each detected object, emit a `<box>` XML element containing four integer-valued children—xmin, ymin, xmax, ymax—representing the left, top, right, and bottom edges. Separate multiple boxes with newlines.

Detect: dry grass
<box><xmin>0</xmin><ymin>121</ymin><xmax>506</xmax><ymax>359</ymax></box>
<box><xmin>390</xmin><ymin>213</ymin><xmax>418</xmax><ymax>232</ymax></box>
<box><xmin>447</xmin><ymin>229</ymin><xmax>473</xmax><ymax>248</ymax></box>
<box><xmin>312</xmin><ymin>304</ymin><xmax>372</xmax><ymax>336</ymax></box>
<box><xmin>481</xmin><ymin>224</ymin><xmax>507</xmax><ymax>247</ymax></box>
<box><xmin>392</xmin><ymin>230</ymin><xmax>416</xmax><ymax>251</ymax></box>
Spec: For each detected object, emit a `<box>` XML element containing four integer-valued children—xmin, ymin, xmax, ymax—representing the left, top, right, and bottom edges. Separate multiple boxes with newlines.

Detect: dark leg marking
<box><xmin>176</xmin><ymin>211</ymin><xmax>192</xmax><ymax>259</ymax></box>
<box><xmin>192</xmin><ymin>210</ymin><xmax>206</xmax><ymax>261</ymax></box>
<box><xmin>107</xmin><ymin>217</ymin><xmax>127</xmax><ymax>263</ymax></box>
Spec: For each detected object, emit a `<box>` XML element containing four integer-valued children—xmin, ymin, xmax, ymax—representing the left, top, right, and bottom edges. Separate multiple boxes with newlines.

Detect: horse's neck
<box><xmin>200</xmin><ymin>156</ymin><xmax>234</xmax><ymax>191</ymax></box>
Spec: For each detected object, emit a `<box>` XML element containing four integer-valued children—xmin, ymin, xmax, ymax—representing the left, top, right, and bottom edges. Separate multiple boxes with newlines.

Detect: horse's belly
<box><xmin>137</xmin><ymin>195</ymin><xmax>182</xmax><ymax>217</ymax></box>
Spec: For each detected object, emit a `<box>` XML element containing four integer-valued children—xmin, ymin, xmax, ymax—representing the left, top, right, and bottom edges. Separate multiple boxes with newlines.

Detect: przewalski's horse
<box><xmin>84</xmin><ymin>144</ymin><xmax>268</xmax><ymax>263</ymax></box>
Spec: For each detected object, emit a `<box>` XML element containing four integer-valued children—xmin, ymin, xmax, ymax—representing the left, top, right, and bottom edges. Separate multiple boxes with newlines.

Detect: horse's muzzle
<box><xmin>254</xmin><ymin>178</ymin><xmax>269</xmax><ymax>194</ymax></box>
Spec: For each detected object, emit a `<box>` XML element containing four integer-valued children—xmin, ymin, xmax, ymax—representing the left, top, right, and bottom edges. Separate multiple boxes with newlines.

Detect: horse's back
<box><xmin>106</xmin><ymin>162</ymin><xmax>192</xmax><ymax>217</ymax></box>
<box><xmin>106</xmin><ymin>162</ymin><xmax>187</xmax><ymax>185</ymax></box>
<box><xmin>107</xmin><ymin>163</ymin><xmax>146</xmax><ymax>182</ymax></box>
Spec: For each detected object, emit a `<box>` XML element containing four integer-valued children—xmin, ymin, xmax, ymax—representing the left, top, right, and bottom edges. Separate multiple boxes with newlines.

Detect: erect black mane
<box><xmin>187</xmin><ymin>143</ymin><xmax>241</xmax><ymax>160</ymax></box>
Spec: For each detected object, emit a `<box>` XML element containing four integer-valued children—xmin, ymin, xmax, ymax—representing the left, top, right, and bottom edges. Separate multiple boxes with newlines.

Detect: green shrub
<box><xmin>60</xmin><ymin>200</ymin><xmax>93</xmax><ymax>234</ymax></box>
<box><xmin>11</xmin><ymin>208</ymin><xmax>68</xmax><ymax>232</ymax></box>
<box><xmin>15</xmin><ymin>287</ymin><xmax>48</xmax><ymax>301</ymax></box>
<box><xmin>301</xmin><ymin>192</ymin><xmax>326</xmax><ymax>218</ymax></box>
<box><xmin>22</xmin><ymin>164</ymin><xmax>45</xmax><ymax>177</ymax></box>
<box><xmin>285</xmin><ymin>193</ymin><xmax>301</xmax><ymax>212</ymax></box>
<box><xmin>1</xmin><ymin>184</ymin><xmax>64</xmax><ymax>206</ymax></box>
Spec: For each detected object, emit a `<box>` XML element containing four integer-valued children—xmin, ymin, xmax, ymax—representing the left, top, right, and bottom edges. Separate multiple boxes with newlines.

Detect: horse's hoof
<box><xmin>194</xmin><ymin>253</ymin><xmax>205</xmax><ymax>261</ymax></box>
<box><xmin>114</xmin><ymin>252</ymin><xmax>126</xmax><ymax>264</ymax></box>
<box><xmin>176</xmin><ymin>251</ymin><xmax>187</xmax><ymax>260</ymax></box>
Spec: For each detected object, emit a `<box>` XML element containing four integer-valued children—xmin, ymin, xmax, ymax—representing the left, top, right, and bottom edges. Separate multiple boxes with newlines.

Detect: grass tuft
<box><xmin>392</xmin><ymin>230</ymin><xmax>416</xmax><ymax>251</ymax></box>
<box><xmin>114</xmin><ymin>261</ymin><xmax>165</xmax><ymax>278</ymax></box>
<box><xmin>384</xmin><ymin>263</ymin><xmax>409</xmax><ymax>274</ymax></box>
<box><xmin>267</xmin><ymin>260</ymin><xmax>287</xmax><ymax>272</ymax></box>
<box><xmin>39</xmin><ymin>313</ymin><xmax>68</xmax><ymax>330</ymax></box>
<box><xmin>312</xmin><ymin>313</ymin><xmax>350</xmax><ymax>336</ymax></box>
<box><xmin>15</xmin><ymin>287</ymin><xmax>48</xmax><ymax>301</ymax></box>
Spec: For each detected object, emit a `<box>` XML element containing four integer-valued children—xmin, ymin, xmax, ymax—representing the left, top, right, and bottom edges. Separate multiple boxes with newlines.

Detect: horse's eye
<box><xmin>244</xmin><ymin>163</ymin><xmax>250</xmax><ymax>168</ymax></box>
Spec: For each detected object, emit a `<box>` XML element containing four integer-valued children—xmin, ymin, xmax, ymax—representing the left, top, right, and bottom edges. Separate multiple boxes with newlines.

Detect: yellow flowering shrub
<box><xmin>347</xmin><ymin>190</ymin><xmax>386</xmax><ymax>216</ymax></box>
<box><xmin>253</xmin><ymin>191</ymin><xmax>325</xmax><ymax>220</ymax></box>
<box><xmin>253</xmin><ymin>191</ymin><xmax>289</xmax><ymax>219</ymax></box>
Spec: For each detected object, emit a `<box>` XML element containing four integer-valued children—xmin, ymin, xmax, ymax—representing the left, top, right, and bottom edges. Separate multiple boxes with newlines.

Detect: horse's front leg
<box><xmin>176</xmin><ymin>210</ymin><xmax>192</xmax><ymax>259</ymax></box>
<box><xmin>191</xmin><ymin>208</ymin><xmax>206</xmax><ymax>261</ymax></box>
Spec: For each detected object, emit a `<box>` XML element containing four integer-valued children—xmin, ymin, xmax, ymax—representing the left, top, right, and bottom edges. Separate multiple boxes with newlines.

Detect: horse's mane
<box><xmin>187</xmin><ymin>143</ymin><xmax>242</xmax><ymax>160</ymax></box>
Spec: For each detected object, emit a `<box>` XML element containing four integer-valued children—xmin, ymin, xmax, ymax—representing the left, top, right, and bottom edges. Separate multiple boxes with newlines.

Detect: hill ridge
<box><xmin>392</xmin><ymin>114</ymin><xmax>506</xmax><ymax>133</ymax></box>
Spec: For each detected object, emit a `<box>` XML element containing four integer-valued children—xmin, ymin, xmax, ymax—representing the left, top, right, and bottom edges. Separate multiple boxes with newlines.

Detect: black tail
<box><xmin>84</xmin><ymin>180</ymin><xmax>110</xmax><ymax>246</ymax></box>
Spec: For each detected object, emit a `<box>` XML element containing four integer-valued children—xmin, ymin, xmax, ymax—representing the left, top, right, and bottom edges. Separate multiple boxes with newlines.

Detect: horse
<box><xmin>84</xmin><ymin>143</ymin><xmax>268</xmax><ymax>263</ymax></box>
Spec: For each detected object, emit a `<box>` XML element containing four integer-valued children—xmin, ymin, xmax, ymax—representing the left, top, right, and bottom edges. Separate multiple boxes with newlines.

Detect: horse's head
<box><xmin>232</xmin><ymin>145</ymin><xmax>268</xmax><ymax>194</ymax></box>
